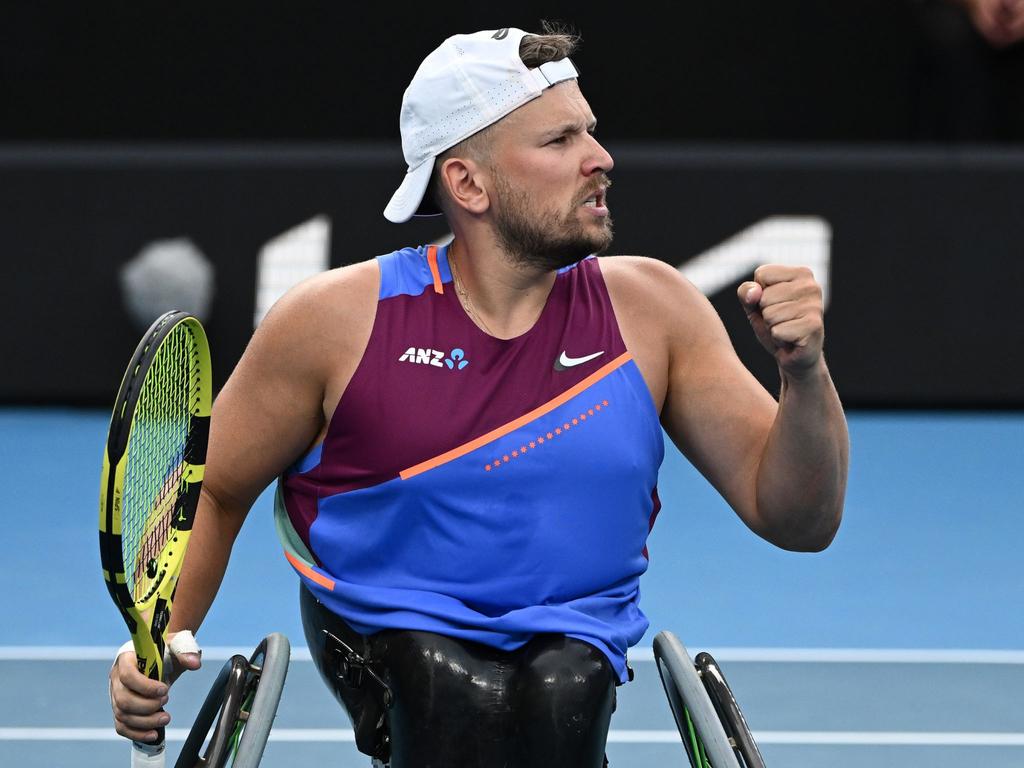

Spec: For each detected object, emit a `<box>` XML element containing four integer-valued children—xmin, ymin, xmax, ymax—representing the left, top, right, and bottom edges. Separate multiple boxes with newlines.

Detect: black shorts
<box><xmin>300</xmin><ymin>585</ymin><xmax>617</xmax><ymax>768</ymax></box>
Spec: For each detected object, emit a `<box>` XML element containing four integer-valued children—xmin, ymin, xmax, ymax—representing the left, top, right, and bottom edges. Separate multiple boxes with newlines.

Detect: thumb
<box><xmin>737</xmin><ymin>280</ymin><xmax>762</xmax><ymax>311</ymax></box>
<box><xmin>165</xmin><ymin>630</ymin><xmax>202</xmax><ymax>681</ymax></box>
<box><xmin>736</xmin><ymin>280</ymin><xmax>775</xmax><ymax>352</ymax></box>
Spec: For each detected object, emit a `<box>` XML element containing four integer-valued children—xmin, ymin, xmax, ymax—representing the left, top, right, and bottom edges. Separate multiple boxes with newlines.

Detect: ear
<box><xmin>439</xmin><ymin>157</ymin><xmax>490</xmax><ymax>215</ymax></box>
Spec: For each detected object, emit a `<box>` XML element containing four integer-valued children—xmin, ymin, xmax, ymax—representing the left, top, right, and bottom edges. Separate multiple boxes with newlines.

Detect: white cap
<box><xmin>383</xmin><ymin>28</ymin><xmax>579</xmax><ymax>223</ymax></box>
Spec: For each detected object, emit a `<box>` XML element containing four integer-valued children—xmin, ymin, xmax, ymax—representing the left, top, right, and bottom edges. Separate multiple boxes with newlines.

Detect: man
<box><xmin>109</xmin><ymin>25</ymin><xmax>848</xmax><ymax>767</ymax></box>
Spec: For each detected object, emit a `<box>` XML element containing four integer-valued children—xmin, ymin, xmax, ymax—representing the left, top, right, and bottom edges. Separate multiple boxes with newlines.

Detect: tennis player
<box><xmin>109</xmin><ymin>24</ymin><xmax>849</xmax><ymax>766</ymax></box>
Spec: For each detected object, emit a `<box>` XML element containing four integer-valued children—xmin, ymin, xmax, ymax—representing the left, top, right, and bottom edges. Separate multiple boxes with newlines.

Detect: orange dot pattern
<box><xmin>483</xmin><ymin>400</ymin><xmax>610</xmax><ymax>473</ymax></box>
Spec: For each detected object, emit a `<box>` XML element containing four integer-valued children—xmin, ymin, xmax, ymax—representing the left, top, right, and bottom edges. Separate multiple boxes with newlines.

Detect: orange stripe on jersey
<box><xmin>400</xmin><ymin>351</ymin><xmax>633</xmax><ymax>480</ymax></box>
<box><xmin>284</xmin><ymin>550</ymin><xmax>336</xmax><ymax>590</ymax></box>
<box><xmin>426</xmin><ymin>245</ymin><xmax>444</xmax><ymax>294</ymax></box>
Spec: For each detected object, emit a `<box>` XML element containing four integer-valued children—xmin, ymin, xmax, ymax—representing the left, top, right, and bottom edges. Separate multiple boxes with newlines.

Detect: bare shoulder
<box><xmin>600</xmin><ymin>255</ymin><xmax>707</xmax><ymax>308</ymax></box>
<box><xmin>261</xmin><ymin>258</ymin><xmax>378</xmax><ymax>331</ymax></box>
<box><xmin>253</xmin><ymin>258</ymin><xmax>379</xmax><ymax>367</ymax></box>
<box><xmin>598</xmin><ymin>255</ymin><xmax>726</xmax><ymax>348</ymax></box>
<box><xmin>224</xmin><ymin>257</ymin><xmax>380</xmax><ymax>421</ymax></box>
<box><xmin>204</xmin><ymin>259</ymin><xmax>380</xmax><ymax>508</ymax></box>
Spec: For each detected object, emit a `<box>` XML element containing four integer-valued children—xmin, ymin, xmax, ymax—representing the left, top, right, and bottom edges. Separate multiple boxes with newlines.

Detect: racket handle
<box><xmin>131</xmin><ymin>737</ymin><xmax>166</xmax><ymax>768</ymax></box>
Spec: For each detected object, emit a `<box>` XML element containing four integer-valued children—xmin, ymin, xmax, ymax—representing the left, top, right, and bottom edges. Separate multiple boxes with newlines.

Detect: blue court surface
<box><xmin>1</xmin><ymin>408</ymin><xmax>1022</xmax><ymax>767</ymax></box>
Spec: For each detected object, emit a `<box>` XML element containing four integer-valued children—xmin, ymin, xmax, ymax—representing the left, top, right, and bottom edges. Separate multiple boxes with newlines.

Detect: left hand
<box><xmin>737</xmin><ymin>265</ymin><xmax>824</xmax><ymax>378</ymax></box>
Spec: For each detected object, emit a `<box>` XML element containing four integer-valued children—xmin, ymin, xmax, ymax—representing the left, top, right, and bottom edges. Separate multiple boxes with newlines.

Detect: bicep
<box><xmin>660</xmin><ymin>290</ymin><xmax>778</xmax><ymax>534</ymax></box>
<box><xmin>202</xmin><ymin>296</ymin><xmax>329</xmax><ymax>516</ymax></box>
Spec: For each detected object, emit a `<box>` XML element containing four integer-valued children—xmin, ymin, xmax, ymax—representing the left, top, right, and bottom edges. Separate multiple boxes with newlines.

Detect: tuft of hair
<box><xmin>519</xmin><ymin>20</ymin><xmax>580</xmax><ymax>68</ymax></box>
<box><xmin>429</xmin><ymin>21</ymin><xmax>582</xmax><ymax>215</ymax></box>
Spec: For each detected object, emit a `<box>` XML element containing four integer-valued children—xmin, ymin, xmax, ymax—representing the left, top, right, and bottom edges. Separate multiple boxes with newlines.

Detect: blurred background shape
<box><xmin>254</xmin><ymin>215</ymin><xmax>330</xmax><ymax>328</ymax></box>
<box><xmin>120</xmin><ymin>237</ymin><xmax>215</xmax><ymax>330</ymax></box>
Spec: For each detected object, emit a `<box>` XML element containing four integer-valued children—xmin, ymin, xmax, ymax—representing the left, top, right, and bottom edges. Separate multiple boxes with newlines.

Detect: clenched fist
<box><xmin>108</xmin><ymin>630</ymin><xmax>202</xmax><ymax>743</ymax></box>
<box><xmin>738</xmin><ymin>265</ymin><xmax>825</xmax><ymax>377</ymax></box>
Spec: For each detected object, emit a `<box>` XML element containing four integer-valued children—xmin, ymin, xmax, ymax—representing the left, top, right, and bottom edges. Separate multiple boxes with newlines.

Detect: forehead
<box><xmin>496</xmin><ymin>80</ymin><xmax>595</xmax><ymax>136</ymax></box>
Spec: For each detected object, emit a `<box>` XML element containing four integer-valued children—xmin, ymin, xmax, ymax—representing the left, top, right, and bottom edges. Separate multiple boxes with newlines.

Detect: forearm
<box><xmin>754</xmin><ymin>358</ymin><xmax>849</xmax><ymax>551</ymax></box>
<box><xmin>167</xmin><ymin>487</ymin><xmax>248</xmax><ymax>635</ymax></box>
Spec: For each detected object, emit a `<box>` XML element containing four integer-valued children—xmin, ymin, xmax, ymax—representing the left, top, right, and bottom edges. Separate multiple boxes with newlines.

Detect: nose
<box><xmin>582</xmin><ymin>134</ymin><xmax>614</xmax><ymax>177</ymax></box>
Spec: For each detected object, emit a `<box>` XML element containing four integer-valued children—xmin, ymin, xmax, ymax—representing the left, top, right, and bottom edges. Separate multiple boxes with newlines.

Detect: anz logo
<box><xmin>398</xmin><ymin>347</ymin><xmax>469</xmax><ymax>370</ymax></box>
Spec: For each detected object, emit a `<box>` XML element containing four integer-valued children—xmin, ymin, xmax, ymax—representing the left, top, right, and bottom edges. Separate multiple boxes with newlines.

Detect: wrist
<box><xmin>779</xmin><ymin>356</ymin><xmax>829</xmax><ymax>389</ymax></box>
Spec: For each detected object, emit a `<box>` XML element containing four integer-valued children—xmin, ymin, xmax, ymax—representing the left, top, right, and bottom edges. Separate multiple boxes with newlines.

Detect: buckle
<box><xmin>322</xmin><ymin>630</ymin><xmax>394</xmax><ymax>707</ymax></box>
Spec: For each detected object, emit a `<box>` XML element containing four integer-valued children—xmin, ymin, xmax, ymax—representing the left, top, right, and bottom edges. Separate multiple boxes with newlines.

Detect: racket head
<box><xmin>99</xmin><ymin>310</ymin><xmax>212</xmax><ymax>684</ymax></box>
<box><xmin>653</xmin><ymin>631</ymin><xmax>740</xmax><ymax>768</ymax></box>
<box><xmin>174</xmin><ymin>633</ymin><xmax>291</xmax><ymax>768</ymax></box>
<box><xmin>695</xmin><ymin>652</ymin><xmax>767</xmax><ymax>768</ymax></box>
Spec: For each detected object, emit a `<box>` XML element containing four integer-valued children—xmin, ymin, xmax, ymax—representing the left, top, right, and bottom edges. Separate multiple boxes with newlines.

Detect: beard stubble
<box><xmin>490</xmin><ymin>174</ymin><xmax>614</xmax><ymax>272</ymax></box>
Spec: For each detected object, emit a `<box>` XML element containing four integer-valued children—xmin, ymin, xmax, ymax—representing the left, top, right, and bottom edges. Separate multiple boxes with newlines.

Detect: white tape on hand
<box><xmin>164</xmin><ymin>630</ymin><xmax>202</xmax><ymax>683</ymax></box>
<box><xmin>169</xmin><ymin>629</ymin><xmax>200</xmax><ymax>656</ymax></box>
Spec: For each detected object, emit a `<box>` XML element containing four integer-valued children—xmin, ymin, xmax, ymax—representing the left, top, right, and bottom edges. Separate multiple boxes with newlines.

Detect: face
<box><xmin>484</xmin><ymin>81</ymin><xmax>615</xmax><ymax>271</ymax></box>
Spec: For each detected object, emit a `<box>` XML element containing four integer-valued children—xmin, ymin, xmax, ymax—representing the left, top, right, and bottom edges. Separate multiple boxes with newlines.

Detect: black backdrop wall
<box><xmin>2</xmin><ymin>1</ymin><xmax>1011</xmax><ymax>143</ymax></box>
<box><xmin>2</xmin><ymin>4</ymin><xmax>1022</xmax><ymax>407</ymax></box>
<box><xmin>2</xmin><ymin>146</ymin><xmax>1022</xmax><ymax>408</ymax></box>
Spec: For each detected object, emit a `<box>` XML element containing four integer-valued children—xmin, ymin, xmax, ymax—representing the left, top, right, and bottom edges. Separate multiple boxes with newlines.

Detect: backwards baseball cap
<box><xmin>383</xmin><ymin>27</ymin><xmax>579</xmax><ymax>223</ymax></box>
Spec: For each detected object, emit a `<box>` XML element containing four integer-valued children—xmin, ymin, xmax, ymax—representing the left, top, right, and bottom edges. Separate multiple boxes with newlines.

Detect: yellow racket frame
<box><xmin>99</xmin><ymin>312</ymin><xmax>212</xmax><ymax>683</ymax></box>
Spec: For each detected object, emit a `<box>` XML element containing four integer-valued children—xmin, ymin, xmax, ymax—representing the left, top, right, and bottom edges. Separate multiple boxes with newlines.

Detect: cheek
<box><xmin>507</xmin><ymin>151</ymin><xmax>575</xmax><ymax>192</ymax></box>
<box><xmin>495</xmin><ymin>152</ymin><xmax>580</xmax><ymax>215</ymax></box>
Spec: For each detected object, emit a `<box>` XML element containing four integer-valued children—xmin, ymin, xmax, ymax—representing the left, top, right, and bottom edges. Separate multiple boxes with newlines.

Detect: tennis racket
<box><xmin>175</xmin><ymin>633</ymin><xmax>291</xmax><ymax>768</ymax></box>
<box><xmin>99</xmin><ymin>310</ymin><xmax>212</xmax><ymax>765</ymax></box>
<box><xmin>653</xmin><ymin>631</ymin><xmax>765</xmax><ymax>767</ymax></box>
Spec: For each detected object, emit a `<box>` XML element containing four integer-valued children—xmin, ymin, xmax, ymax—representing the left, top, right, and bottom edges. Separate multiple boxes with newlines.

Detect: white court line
<box><xmin>753</xmin><ymin>732</ymin><xmax>1024</xmax><ymax>746</ymax></box>
<box><xmin>629</xmin><ymin>647</ymin><xmax>1024</xmax><ymax>664</ymax></box>
<box><xmin>0</xmin><ymin>646</ymin><xmax>315</xmax><ymax>662</ymax></box>
<box><xmin>3</xmin><ymin>728</ymin><xmax>1024</xmax><ymax>746</ymax></box>
<box><xmin>5</xmin><ymin>646</ymin><xmax>1024</xmax><ymax>664</ymax></box>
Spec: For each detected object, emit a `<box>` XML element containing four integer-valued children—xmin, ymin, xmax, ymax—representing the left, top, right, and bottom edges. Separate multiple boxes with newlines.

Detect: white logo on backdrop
<box><xmin>676</xmin><ymin>216</ymin><xmax>832</xmax><ymax>307</ymax></box>
<box><xmin>121</xmin><ymin>214</ymin><xmax>830</xmax><ymax>333</ymax></box>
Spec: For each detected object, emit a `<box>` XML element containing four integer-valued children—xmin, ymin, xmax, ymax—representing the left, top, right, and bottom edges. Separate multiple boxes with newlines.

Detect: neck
<box><xmin>447</xmin><ymin>230</ymin><xmax>557</xmax><ymax>340</ymax></box>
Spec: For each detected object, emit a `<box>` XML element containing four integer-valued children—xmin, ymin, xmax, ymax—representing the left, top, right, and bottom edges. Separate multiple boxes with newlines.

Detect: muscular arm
<box><xmin>110</xmin><ymin>261</ymin><xmax>378</xmax><ymax>742</ymax></box>
<box><xmin>170</xmin><ymin>259</ymin><xmax>380</xmax><ymax>634</ymax></box>
<box><xmin>748</xmin><ymin>356</ymin><xmax>848</xmax><ymax>550</ymax></box>
<box><xmin>166</xmin><ymin>300</ymin><xmax>323</xmax><ymax>632</ymax></box>
<box><xmin>605</xmin><ymin>257</ymin><xmax>847</xmax><ymax>552</ymax></box>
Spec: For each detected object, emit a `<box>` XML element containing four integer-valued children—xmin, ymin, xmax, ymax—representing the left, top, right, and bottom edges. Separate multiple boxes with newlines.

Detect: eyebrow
<box><xmin>540</xmin><ymin>118</ymin><xmax>598</xmax><ymax>139</ymax></box>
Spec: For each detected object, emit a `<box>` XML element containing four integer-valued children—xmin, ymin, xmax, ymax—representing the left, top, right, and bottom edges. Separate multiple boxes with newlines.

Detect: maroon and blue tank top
<box><xmin>275</xmin><ymin>243</ymin><xmax>664</xmax><ymax>682</ymax></box>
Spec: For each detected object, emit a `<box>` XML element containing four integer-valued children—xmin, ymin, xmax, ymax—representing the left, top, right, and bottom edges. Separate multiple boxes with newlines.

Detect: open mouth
<box><xmin>582</xmin><ymin>187</ymin><xmax>607</xmax><ymax>208</ymax></box>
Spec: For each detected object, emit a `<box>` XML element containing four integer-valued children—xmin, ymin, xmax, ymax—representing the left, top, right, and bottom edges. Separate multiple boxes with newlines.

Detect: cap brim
<box><xmin>383</xmin><ymin>158</ymin><xmax>436</xmax><ymax>223</ymax></box>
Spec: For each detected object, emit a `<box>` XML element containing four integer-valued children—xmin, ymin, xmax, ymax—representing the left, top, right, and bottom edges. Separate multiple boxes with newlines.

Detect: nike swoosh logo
<box><xmin>554</xmin><ymin>350</ymin><xmax>605</xmax><ymax>371</ymax></box>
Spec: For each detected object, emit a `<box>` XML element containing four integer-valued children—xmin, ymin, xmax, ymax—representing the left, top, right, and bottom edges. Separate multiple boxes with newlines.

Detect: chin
<box><xmin>586</xmin><ymin>221</ymin><xmax>614</xmax><ymax>256</ymax></box>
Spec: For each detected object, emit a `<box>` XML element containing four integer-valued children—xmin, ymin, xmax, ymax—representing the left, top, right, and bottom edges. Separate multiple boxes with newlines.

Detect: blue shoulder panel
<box><xmin>377</xmin><ymin>245</ymin><xmax>452</xmax><ymax>300</ymax></box>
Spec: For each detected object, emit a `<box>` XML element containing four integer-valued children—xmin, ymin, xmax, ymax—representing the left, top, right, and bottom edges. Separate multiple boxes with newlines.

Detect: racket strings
<box><xmin>122</xmin><ymin>322</ymin><xmax>204</xmax><ymax>601</ymax></box>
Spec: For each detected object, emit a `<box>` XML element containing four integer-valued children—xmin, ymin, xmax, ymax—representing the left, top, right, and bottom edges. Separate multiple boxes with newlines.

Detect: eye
<box><xmin>547</xmin><ymin>134</ymin><xmax>569</xmax><ymax>146</ymax></box>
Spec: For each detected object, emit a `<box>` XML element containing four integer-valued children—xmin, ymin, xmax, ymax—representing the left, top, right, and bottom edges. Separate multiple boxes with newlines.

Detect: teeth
<box><xmin>584</xmin><ymin>197</ymin><xmax>597</xmax><ymax>206</ymax></box>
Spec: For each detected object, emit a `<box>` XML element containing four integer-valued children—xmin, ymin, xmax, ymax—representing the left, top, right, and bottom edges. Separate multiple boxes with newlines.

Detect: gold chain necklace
<box><xmin>449</xmin><ymin>245</ymin><xmax>494</xmax><ymax>336</ymax></box>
